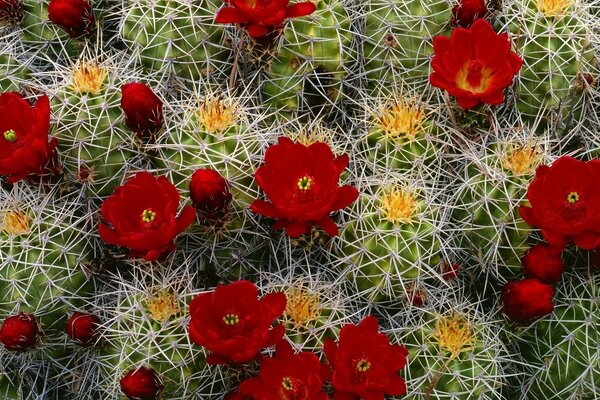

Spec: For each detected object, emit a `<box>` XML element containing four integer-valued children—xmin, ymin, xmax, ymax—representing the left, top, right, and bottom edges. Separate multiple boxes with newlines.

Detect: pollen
<box><xmin>431</xmin><ymin>313</ymin><xmax>475</xmax><ymax>356</ymax></box>
<box><xmin>223</xmin><ymin>313</ymin><xmax>240</xmax><ymax>326</ymax></box>
<box><xmin>567</xmin><ymin>191</ymin><xmax>580</xmax><ymax>204</ymax></box>
<box><xmin>1</xmin><ymin>211</ymin><xmax>31</xmax><ymax>236</ymax></box>
<box><xmin>141</xmin><ymin>209</ymin><xmax>156</xmax><ymax>223</ymax></box>
<box><xmin>197</xmin><ymin>97</ymin><xmax>237</xmax><ymax>134</ymax></box>
<box><xmin>70</xmin><ymin>62</ymin><xmax>108</xmax><ymax>95</ymax></box>
<box><xmin>355</xmin><ymin>359</ymin><xmax>371</xmax><ymax>372</ymax></box>
<box><xmin>283</xmin><ymin>284</ymin><xmax>321</xmax><ymax>329</ymax></box>
<box><xmin>297</xmin><ymin>176</ymin><xmax>313</xmax><ymax>191</ymax></box>
<box><xmin>375</xmin><ymin>98</ymin><xmax>425</xmax><ymax>140</ymax></box>
<box><xmin>146</xmin><ymin>290</ymin><xmax>181</xmax><ymax>322</ymax></box>
<box><xmin>3</xmin><ymin>129</ymin><xmax>17</xmax><ymax>143</ymax></box>
<box><xmin>536</xmin><ymin>0</ymin><xmax>573</xmax><ymax>16</ymax></box>
<box><xmin>281</xmin><ymin>376</ymin><xmax>294</xmax><ymax>391</ymax></box>
<box><xmin>502</xmin><ymin>144</ymin><xmax>541</xmax><ymax>175</ymax></box>
<box><xmin>380</xmin><ymin>187</ymin><xmax>419</xmax><ymax>224</ymax></box>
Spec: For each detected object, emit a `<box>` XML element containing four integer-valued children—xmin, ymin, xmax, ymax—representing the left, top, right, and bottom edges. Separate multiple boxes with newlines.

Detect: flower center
<box><xmin>283</xmin><ymin>284</ymin><xmax>321</xmax><ymax>329</ymax></box>
<box><xmin>380</xmin><ymin>187</ymin><xmax>418</xmax><ymax>224</ymax></box>
<box><xmin>355</xmin><ymin>359</ymin><xmax>371</xmax><ymax>372</ymax></box>
<box><xmin>3</xmin><ymin>129</ymin><xmax>17</xmax><ymax>143</ymax></box>
<box><xmin>1</xmin><ymin>211</ymin><xmax>31</xmax><ymax>236</ymax></box>
<box><xmin>281</xmin><ymin>376</ymin><xmax>294</xmax><ymax>391</ymax></box>
<box><xmin>375</xmin><ymin>98</ymin><xmax>425</xmax><ymax>140</ymax></box>
<box><xmin>456</xmin><ymin>60</ymin><xmax>492</xmax><ymax>94</ymax></box>
<box><xmin>223</xmin><ymin>313</ymin><xmax>239</xmax><ymax>326</ymax></box>
<box><xmin>146</xmin><ymin>290</ymin><xmax>180</xmax><ymax>322</ymax></box>
<box><xmin>197</xmin><ymin>98</ymin><xmax>237</xmax><ymax>134</ymax></box>
<box><xmin>502</xmin><ymin>145</ymin><xmax>540</xmax><ymax>175</ymax></box>
<box><xmin>536</xmin><ymin>0</ymin><xmax>572</xmax><ymax>16</ymax></box>
<box><xmin>432</xmin><ymin>313</ymin><xmax>474</xmax><ymax>356</ymax></box>
<box><xmin>141</xmin><ymin>209</ymin><xmax>156</xmax><ymax>223</ymax></box>
<box><xmin>567</xmin><ymin>191</ymin><xmax>580</xmax><ymax>204</ymax></box>
<box><xmin>296</xmin><ymin>176</ymin><xmax>313</xmax><ymax>191</ymax></box>
<box><xmin>70</xmin><ymin>62</ymin><xmax>108</xmax><ymax>95</ymax></box>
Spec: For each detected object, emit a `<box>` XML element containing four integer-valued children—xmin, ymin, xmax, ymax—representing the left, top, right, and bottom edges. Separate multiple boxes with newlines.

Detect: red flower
<box><xmin>239</xmin><ymin>340</ymin><xmax>330</xmax><ymax>399</ymax></box>
<box><xmin>519</xmin><ymin>156</ymin><xmax>600</xmax><ymax>250</ymax></box>
<box><xmin>0</xmin><ymin>313</ymin><xmax>38</xmax><ymax>351</ymax></box>
<box><xmin>324</xmin><ymin>316</ymin><xmax>408</xmax><ymax>399</ymax></box>
<box><xmin>188</xmin><ymin>280</ymin><xmax>286</xmax><ymax>365</ymax></box>
<box><xmin>0</xmin><ymin>0</ymin><xmax>23</xmax><ymax>23</ymax></box>
<box><xmin>251</xmin><ymin>137</ymin><xmax>359</xmax><ymax>237</ymax></box>
<box><xmin>502</xmin><ymin>279</ymin><xmax>554</xmax><ymax>324</ymax></box>
<box><xmin>189</xmin><ymin>169</ymin><xmax>232</xmax><ymax>219</ymax></box>
<box><xmin>441</xmin><ymin>262</ymin><xmax>460</xmax><ymax>281</ymax></box>
<box><xmin>65</xmin><ymin>312</ymin><xmax>101</xmax><ymax>346</ymax></box>
<box><xmin>429</xmin><ymin>19</ymin><xmax>522</xmax><ymax>109</ymax></box>
<box><xmin>215</xmin><ymin>0</ymin><xmax>316</xmax><ymax>38</ymax></box>
<box><xmin>521</xmin><ymin>243</ymin><xmax>564</xmax><ymax>284</ymax></box>
<box><xmin>121</xmin><ymin>83</ymin><xmax>164</xmax><ymax>137</ymax></box>
<box><xmin>452</xmin><ymin>0</ymin><xmax>487</xmax><ymax>28</ymax></box>
<box><xmin>0</xmin><ymin>92</ymin><xmax>57</xmax><ymax>183</ymax></box>
<box><xmin>120</xmin><ymin>367</ymin><xmax>163</xmax><ymax>400</ymax></box>
<box><xmin>48</xmin><ymin>0</ymin><xmax>94</xmax><ymax>38</ymax></box>
<box><xmin>98</xmin><ymin>172</ymin><xmax>196</xmax><ymax>261</ymax></box>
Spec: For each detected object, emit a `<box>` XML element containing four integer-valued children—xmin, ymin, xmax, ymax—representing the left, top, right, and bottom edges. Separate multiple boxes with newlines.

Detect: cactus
<box><xmin>0</xmin><ymin>38</ymin><xmax>30</xmax><ymax>92</ymax></box>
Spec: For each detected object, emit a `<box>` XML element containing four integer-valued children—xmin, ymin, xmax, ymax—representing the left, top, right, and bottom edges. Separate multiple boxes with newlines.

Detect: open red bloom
<box><xmin>98</xmin><ymin>172</ymin><xmax>195</xmax><ymax>261</ymax></box>
<box><xmin>430</xmin><ymin>19</ymin><xmax>522</xmax><ymax>109</ymax></box>
<box><xmin>452</xmin><ymin>0</ymin><xmax>487</xmax><ymax>27</ymax></box>
<box><xmin>251</xmin><ymin>137</ymin><xmax>359</xmax><ymax>238</ymax></box>
<box><xmin>522</xmin><ymin>243</ymin><xmax>564</xmax><ymax>284</ymax></box>
<box><xmin>519</xmin><ymin>156</ymin><xmax>600</xmax><ymax>250</ymax></box>
<box><xmin>215</xmin><ymin>0</ymin><xmax>316</xmax><ymax>38</ymax></box>
<box><xmin>239</xmin><ymin>340</ymin><xmax>329</xmax><ymax>399</ymax></box>
<box><xmin>120</xmin><ymin>367</ymin><xmax>163</xmax><ymax>400</ymax></box>
<box><xmin>0</xmin><ymin>314</ymin><xmax>38</xmax><ymax>351</ymax></box>
<box><xmin>188</xmin><ymin>280</ymin><xmax>286</xmax><ymax>365</ymax></box>
<box><xmin>121</xmin><ymin>83</ymin><xmax>163</xmax><ymax>137</ymax></box>
<box><xmin>48</xmin><ymin>0</ymin><xmax>95</xmax><ymax>38</ymax></box>
<box><xmin>324</xmin><ymin>316</ymin><xmax>408</xmax><ymax>399</ymax></box>
<box><xmin>502</xmin><ymin>279</ymin><xmax>554</xmax><ymax>324</ymax></box>
<box><xmin>0</xmin><ymin>92</ymin><xmax>57</xmax><ymax>183</ymax></box>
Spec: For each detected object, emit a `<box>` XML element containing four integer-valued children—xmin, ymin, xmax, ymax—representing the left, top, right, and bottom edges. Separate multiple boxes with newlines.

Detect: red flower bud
<box><xmin>65</xmin><ymin>312</ymin><xmax>101</xmax><ymax>346</ymax></box>
<box><xmin>0</xmin><ymin>313</ymin><xmax>38</xmax><ymax>351</ymax></box>
<box><xmin>452</xmin><ymin>0</ymin><xmax>487</xmax><ymax>27</ymax></box>
<box><xmin>0</xmin><ymin>0</ymin><xmax>24</xmax><ymax>24</ymax></box>
<box><xmin>189</xmin><ymin>169</ymin><xmax>232</xmax><ymax>219</ymax></box>
<box><xmin>522</xmin><ymin>243</ymin><xmax>564</xmax><ymax>283</ymax></box>
<box><xmin>48</xmin><ymin>0</ymin><xmax>95</xmax><ymax>38</ymax></box>
<box><xmin>441</xmin><ymin>262</ymin><xmax>460</xmax><ymax>281</ymax></box>
<box><xmin>502</xmin><ymin>279</ymin><xmax>554</xmax><ymax>324</ymax></box>
<box><xmin>120</xmin><ymin>367</ymin><xmax>163</xmax><ymax>400</ymax></box>
<box><xmin>120</xmin><ymin>83</ymin><xmax>164</xmax><ymax>137</ymax></box>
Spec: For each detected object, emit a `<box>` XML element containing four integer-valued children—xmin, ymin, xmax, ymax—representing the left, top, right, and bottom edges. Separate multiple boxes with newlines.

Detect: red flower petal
<box><xmin>316</xmin><ymin>216</ymin><xmax>338</xmax><ymax>236</ymax></box>
<box><xmin>285</xmin><ymin>1</ymin><xmax>316</xmax><ymax>18</ymax></box>
<box><xmin>215</xmin><ymin>7</ymin><xmax>248</xmax><ymax>23</ymax></box>
<box><xmin>246</xmin><ymin>23</ymin><xmax>269</xmax><ymax>37</ymax></box>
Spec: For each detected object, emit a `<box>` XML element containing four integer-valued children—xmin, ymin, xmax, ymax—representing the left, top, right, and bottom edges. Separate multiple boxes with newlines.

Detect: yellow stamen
<box><xmin>355</xmin><ymin>359</ymin><xmax>371</xmax><ymax>372</ymax></box>
<box><xmin>282</xmin><ymin>376</ymin><xmax>294</xmax><ymax>391</ymax></box>
<box><xmin>141</xmin><ymin>209</ymin><xmax>156</xmax><ymax>223</ymax></box>
<box><xmin>70</xmin><ymin>62</ymin><xmax>108</xmax><ymax>95</ymax></box>
<box><xmin>197</xmin><ymin>97</ymin><xmax>237</xmax><ymax>134</ymax></box>
<box><xmin>374</xmin><ymin>99</ymin><xmax>425</xmax><ymax>140</ymax></box>
<box><xmin>567</xmin><ymin>191</ymin><xmax>580</xmax><ymax>204</ymax></box>
<box><xmin>146</xmin><ymin>290</ymin><xmax>181</xmax><ymax>322</ymax></box>
<box><xmin>283</xmin><ymin>284</ymin><xmax>321</xmax><ymax>329</ymax></box>
<box><xmin>455</xmin><ymin>62</ymin><xmax>493</xmax><ymax>94</ymax></box>
<box><xmin>297</xmin><ymin>176</ymin><xmax>313</xmax><ymax>191</ymax></box>
<box><xmin>3</xmin><ymin>129</ymin><xmax>17</xmax><ymax>143</ymax></box>
<box><xmin>536</xmin><ymin>0</ymin><xmax>573</xmax><ymax>16</ymax></box>
<box><xmin>380</xmin><ymin>187</ymin><xmax>419</xmax><ymax>224</ymax></box>
<box><xmin>223</xmin><ymin>313</ymin><xmax>239</xmax><ymax>326</ymax></box>
<box><xmin>431</xmin><ymin>313</ymin><xmax>474</xmax><ymax>356</ymax></box>
<box><xmin>502</xmin><ymin>144</ymin><xmax>541</xmax><ymax>175</ymax></box>
<box><xmin>1</xmin><ymin>211</ymin><xmax>31</xmax><ymax>236</ymax></box>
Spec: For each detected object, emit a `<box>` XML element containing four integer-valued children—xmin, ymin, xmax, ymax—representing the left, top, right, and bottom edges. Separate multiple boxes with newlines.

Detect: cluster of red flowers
<box><xmin>187</xmin><ymin>280</ymin><xmax>408</xmax><ymax>400</ymax></box>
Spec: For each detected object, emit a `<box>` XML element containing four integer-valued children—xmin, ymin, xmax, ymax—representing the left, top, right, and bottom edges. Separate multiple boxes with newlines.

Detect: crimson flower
<box><xmin>215</xmin><ymin>0</ymin><xmax>317</xmax><ymax>38</ymax></box>
<box><xmin>521</xmin><ymin>243</ymin><xmax>564</xmax><ymax>284</ymax></box>
<box><xmin>66</xmin><ymin>312</ymin><xmax>101</xmax><ymax>346</ymax></box>
<box><xmin>251</xmin><ymin>137</ymin><xmax>359</xmax><ymax>237</ymax></box>
<box><xmin>0</xmin><ymin>92</ymin><xmax>57</xmax><ymax>183</ymax></box>
<box><xmin>48</xmin><ymin>0</ymin><xmax>95</xmax><ymax>38</ymax></box>
<box><xmin>452</xmin><ymin>0</ymin><xmax>487</xmax><ymax>27</ymax></box>
<box><xmin>121</xmin><ymin>83</ymin><xmax>163</xmax><ymax>136</ymax></box>
<box><xmin>189</xmin><ymin>169</ymin><xmax>232</xmax><ymax>219</ymax></box>
<box><xmin>120</xmin><ymin>367</ymin><xmax>163</xmax><ymax>400</ymax></box>
<box><xmin>98</xmin><ymin>172</ymin><xmax>196</xmax><ymax>261</ymax></box>
<box><xmin>519</xmin><ymin>156</ymin><xmax>600</xmax><ymax>250</ymax></box>
<box><xmin>324</xmin><ymin>316</ymin><xmax>408</xmax><ymax>399</ymax></box>
<box><xmin>188</xmin><ymin>280</ymin><xmax>286</xmax><ymax>365</ymax></box>
<box><xmin>239</xmin><ymin>340</ymin><xmax>329</xmax><ymax>399</ymax></box>
<box><xmin>502</xmin><ymin>279</ymin><xmax>554</xmax><ymax>324</ymax></box>
<box><xmin>430</xmin><ymin>19</ymin><xmax>522</xmax><ymax>109</ymax></box>
<box><xmin>0</xmin><ymin>313</ymin><xmax>38</xmax><ymax>351</ymax></box>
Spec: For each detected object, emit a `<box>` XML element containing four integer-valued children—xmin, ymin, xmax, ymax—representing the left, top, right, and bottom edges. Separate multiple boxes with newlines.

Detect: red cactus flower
<box><xmin>215</xmin><ymin>0</ymin><xmax>317</xmax><ymax>38</ymax></box>
<box><xmin>121</xmin><ymin>82</ymin><xmax>164</xmax><ymax>137</ymax></box>
<box><xmin>48</xmin><ymin>0</ymin><xmax>95</xmax><ymax>38</ymax></box>
<box><xmin>189</xmin><ymin>169</ymin><xmax>232</xmax><ymax>219</ymax></box>
<box><xmin>188</xmin><ymin>280</ymin><xmax>286</xmax><ymax>365</ymax></box>
<box><xmin>251</xmin><ymin>137</ymin><xmax>359</xmax><ymax>237</ymax></box>
<box><xmin>98</xmin><ymin>172</ymin><xmax>196</xmax><ymax>261</ymax></box>
<box><xmin>65</xmin><ymin>312</ymin><xmax>101</xmax><ymax>346</ymax></box>
<box><xmin>120</xmin><ymin>367</ymin><xmax>163</xmax><ymax>400</ymax></box>
<box><xmin>430</xmin><ymin>19</ymin><xmax>522</xmax><ymax>109</ymax></box>
<box><xmin>502</xmin><ymin>279</ymin><xmax>554</xmax><ymax>324</ymax></box>
<box><xmin>521</xmin><ymin>243</ymin><xmax>564</xmax><ymax>284</ymax></box>
<box><xmin>0</xmin><ymin>92</ymin><xmax>57</xmax><ymax>183</ymax></box>
<box><xmin>452</xmin><ymin>0</ymin><xmax>487</xmax><ymax>27</ymax></box>
<box><xmin>239</xmin><ymin>340</ymin><xmax>330</xmax><ymax>399</ymax></box>
<box><xmin>0</xmin><ymin>313</ymin><xmax>38</xmax><ymax>351</ymax></box>
<box><xmin>520</xmin><ymin>156</ymin><xmax>600</xmax><ymax>250</ymax></box>
<box><xmin>324</xmin><ymin>316</ymin><xmax>408</xmax><ymax>399</ymax></box>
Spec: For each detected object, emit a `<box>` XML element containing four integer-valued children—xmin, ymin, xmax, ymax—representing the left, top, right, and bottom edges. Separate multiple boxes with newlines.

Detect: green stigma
<box><xmin>3</xmin><ymin>130</ymin><xmax>17</xmax><ymax>143</ymax></box>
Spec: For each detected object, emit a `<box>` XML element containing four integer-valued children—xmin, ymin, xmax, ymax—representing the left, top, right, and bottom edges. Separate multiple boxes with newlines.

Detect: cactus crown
<box><xmin>283</xmin><ymin>283</ymin><xmax>321</xmax><ymax>329</ymax></box>
<box><xmin>501</xmin><ymin>143</ymin><xmax>541</xmax><ymax>175</ymax></box>
<box><xmin>70</xmin><ymin>61</ymin><xmax>109</xmax><ymax>95</ymax></box>
<box><xmin>431</xmin><ymin>312</ymin><xmax>475</xmax><ymax>356</ymax></box>
<box><xmin>536</xmin><ymin>0</ymin><xmax>573</xmax><ymax>16</ymax></box>
<box><xmin>374</xmin><ymin>97</ymin><xmax>425</xmax><ymax>140</ymax></box>
<box><xmin>146</xmin><ymin>290</ymin><xmax>181</xmax><ymax>323</ymax></box>
<box><xmin>1</xmin><ymin>211</ymin><xmax>31</xmax><ymax>236</ymax></box>
<box><xmin>196</xmin><ymin>97</ymin><xmax>238</xmax><ymax>134</ymax></box>
<box><xmin>380</xmin><ymin>187</ymin><xmax>419</xmax><ymax>224</ymax></box>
